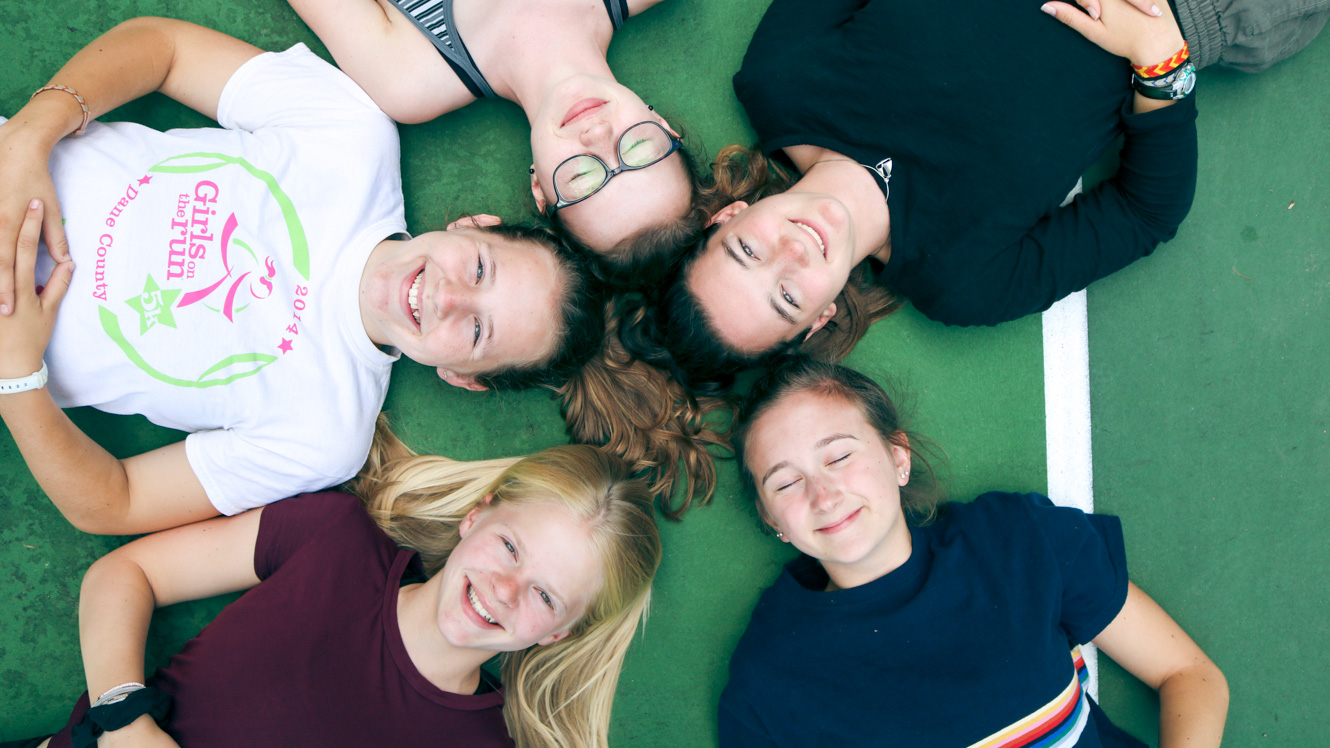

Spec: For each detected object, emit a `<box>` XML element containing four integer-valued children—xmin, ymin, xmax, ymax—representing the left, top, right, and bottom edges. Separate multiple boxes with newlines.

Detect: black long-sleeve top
<box><xmin>733</xmin><ymin>0</ymin><xmax>1199</xmax><ymax>326</ymax></box>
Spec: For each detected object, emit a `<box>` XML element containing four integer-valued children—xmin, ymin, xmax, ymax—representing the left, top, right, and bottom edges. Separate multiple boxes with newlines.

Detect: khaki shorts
<box><xmin>1176</xmin><ymin>0</ymin><xmax>1330</xmax><ymax>71</ymax></box>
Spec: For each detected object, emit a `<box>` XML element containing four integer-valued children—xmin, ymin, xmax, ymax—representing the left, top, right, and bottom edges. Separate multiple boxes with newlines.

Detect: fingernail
<box><xmin>1089</xmin><ymin>6</ymin><xmax>1100</xmax><ymax>19</ymax></box>
<box><xmin>29</xmin><ymin>199</ymin><xmax>40</xmax><ymax>210</ymax></box>
<box><xmin>1041</xmin><ymin>3</ymin><xmax>1056</xmax><ymax>15</ymax></box>
<box><xmin>1151</xmin><ymin>4</ymin><xmax>1162</xmax><ymax>15</ymax></box>
<box><xmin>0</xmin><ymin>305</ymin><xmax>10</xmax><ymax>315</ymax></box>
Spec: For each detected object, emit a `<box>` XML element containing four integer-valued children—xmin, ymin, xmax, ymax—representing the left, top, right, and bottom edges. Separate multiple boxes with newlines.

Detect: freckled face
<box><xmin>743</xmin><ymin>391</ymin><xmax>911</xmax><ymax>585</ymax></box>
<box><xmin>433</xmin><ymin>501</ymin><xmax>603</xmax><ymax>652</ymax></box>
<box><xmin>360</xmin><ymin>229</ymin><xmax>562</xmax><ymax>378</ymax></box>
<box><xmin>528</xmin><ymin>75</ymin><xmax>691</xmax><ymax>253</ymax></box>
<box><xmin>688</xmin><ymin>193</ymin><xmax>858</xmax><ymax>355</ymax></box>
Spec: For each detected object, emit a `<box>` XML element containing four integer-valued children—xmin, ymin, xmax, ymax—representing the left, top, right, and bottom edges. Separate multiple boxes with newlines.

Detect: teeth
<box><xmin>407</xmin><ymin>270</ymin><xmax>423</xmax><ymax>326</ymax></box>
<box><xmin>467</xmin><ymin>584</ymin><xmax>497</xmax><ymax>625</ymax></box>
<box><xmin>793</xmin><ymin>221</ymin><xmax>825</xmax><ymax>256</ymax></box>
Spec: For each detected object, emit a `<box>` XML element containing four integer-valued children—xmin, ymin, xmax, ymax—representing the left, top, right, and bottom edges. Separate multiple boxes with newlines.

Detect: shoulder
<box><xmin>258</xmin><ymin>491</ymin><xmax>392</xmax><ymax>561</ymax></box>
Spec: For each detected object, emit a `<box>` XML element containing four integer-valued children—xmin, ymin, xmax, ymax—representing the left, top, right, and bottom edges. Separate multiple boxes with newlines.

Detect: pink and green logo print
<box><xmin>96</xmin><ymin>152</ymin><xmax>313</xmax><ymax>389</ymax></box>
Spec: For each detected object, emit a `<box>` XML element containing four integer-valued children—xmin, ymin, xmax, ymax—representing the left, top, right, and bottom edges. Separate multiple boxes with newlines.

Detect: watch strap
<box><xmin>0</xmin><ymin>361</ymin><xmax>49</xmax><ymax>393</ymax></box>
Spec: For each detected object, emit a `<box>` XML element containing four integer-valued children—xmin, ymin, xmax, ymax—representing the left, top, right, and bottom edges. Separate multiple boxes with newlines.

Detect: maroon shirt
<box><xmin>53</xmin><ymin>492</ymin><xmax>513</xmax><ymax>747</ymax></box>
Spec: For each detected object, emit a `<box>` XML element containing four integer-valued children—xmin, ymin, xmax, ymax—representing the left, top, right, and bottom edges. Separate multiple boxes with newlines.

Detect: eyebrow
<box><xmin>510</xmin><ymin>527</ymin><xmax>566</xmax><ymax>610</ymax></box>
<box><xmin>759</xmin><ymin>434</ymin><xmax>857</xmax><ymax>485</ymax></box>
<box><xmin>724</xmin><ymin>243</ymin><xmax>748</xmax><ymax>268</ymax></box>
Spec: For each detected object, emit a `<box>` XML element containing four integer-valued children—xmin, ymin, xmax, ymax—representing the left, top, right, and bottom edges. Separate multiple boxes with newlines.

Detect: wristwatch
<box><xmin>0</xmin><ymin>361</ymin><xmax>49</xmax><ymax>394</ymax></box>
<box><xmin>1133</xmin><ymin>62</ymin><xmax>1197</xmax><ymax>101</ymax></box>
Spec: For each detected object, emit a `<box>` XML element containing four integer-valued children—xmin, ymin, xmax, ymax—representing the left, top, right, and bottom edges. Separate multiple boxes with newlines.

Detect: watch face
<box><xmin>1172</xmin><ymin>66</ymin><xmax>1197</xmax><ymax>99</ymax></box>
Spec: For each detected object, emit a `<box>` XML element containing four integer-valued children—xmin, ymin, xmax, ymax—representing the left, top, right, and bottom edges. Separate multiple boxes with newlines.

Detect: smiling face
<box><xmin>433</xmin><ymin>499</ymin><xmax>602</xmax><ymax>652</ymax></box>
<box><xmin>528</xmin><ymin>75</ymin><xmax>692</xmax><ymax>253</ymax></box>
<box><xmin>687</xmin><ymin>192</ymin><xmax>859</xmax><ymax>356</ymax></box>
<box><xmin>743</xmin><ymin>389</ymin><xmax>912</xmax><ymax>589</ymax></box>
<box><xmin>359</xmin><ymin>228</ymin><xmax>562</xmax><ymax>388</ymax></box>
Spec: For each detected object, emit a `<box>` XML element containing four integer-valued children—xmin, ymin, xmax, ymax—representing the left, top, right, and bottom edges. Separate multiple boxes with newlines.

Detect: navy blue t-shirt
<box><xmin>733</xmin><ymin>0</ymin><xmax>1198</xmax><ymax>326</ymax></box>
<box><xmin>718</xmin><ymin>492</ymin><xmax>1144</xmax><ymax>747</ymax></box>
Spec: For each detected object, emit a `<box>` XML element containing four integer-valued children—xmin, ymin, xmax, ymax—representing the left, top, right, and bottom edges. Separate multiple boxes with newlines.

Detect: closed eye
<box><xmin>775</xmin><ymin>476</ymin><xmax>801</xmax><ymax>492</ymax></box>
<box><xmin>828</xmin><ymin>452</ymin><xmax>851</xmax><ymax>466</ymax></box>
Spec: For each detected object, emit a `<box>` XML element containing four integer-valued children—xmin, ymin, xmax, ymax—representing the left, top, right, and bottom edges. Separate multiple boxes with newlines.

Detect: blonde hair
<box><xmin>354</xmin><ymin>419</ymin><xmax>662</xmax><ymax>748</ymax></box>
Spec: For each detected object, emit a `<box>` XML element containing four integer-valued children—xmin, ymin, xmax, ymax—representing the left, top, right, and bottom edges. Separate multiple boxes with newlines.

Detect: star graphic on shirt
<box><xmin>137</xmin><ymin>175</ymin><xmax>153</xmax><ymax>186</ymax></box>
<box><xmin>124</xmin><ymin>275</ymin><xmax>181</xmax><ymax>335</ymax></box>
<box><xmin>278</xmin><ymin>338</ymin><xmax>294</xmax><ymax>354</ymax></box>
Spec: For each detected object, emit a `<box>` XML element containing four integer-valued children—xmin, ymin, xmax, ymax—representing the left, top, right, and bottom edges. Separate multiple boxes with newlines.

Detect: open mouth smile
<box><xmin>467</xmin><ymin>582</ymin><xmax>500</xmax><ymax>627</ymax></box>
<box><xmin>407</xmin><ymin>268</ymin><xmax>424</xmax><ymax>328</ymax></box>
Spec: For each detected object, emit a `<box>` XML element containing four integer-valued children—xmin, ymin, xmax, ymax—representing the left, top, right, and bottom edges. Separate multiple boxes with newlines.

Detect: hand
<box><xmin>0</xmin><ymin>117</ymin><xmax>71</xmax><ymax>316</ymax></box>
<box><xmin>446</xmin><ymin>214</ymin><xmax>502</xmax><ymax>231</ymax></box>
<box><xmin>1041</xmin><ymin>0</ymin><xmax>1186</xmax><ymax>68</ymax></box>
<box><xmin>1076</xmin><ymin>0</ymin><xmax>1163</xmax><ymax>22</ymax></box>
<box><xmin>97</xmin><ymin>714</ymin><xmax>181</xmax><ymax>747</ymax></box>
<box><xmin>0</xmin><ymin>199</ymin><xmax>73</xmax><ymax>378</ymax></box>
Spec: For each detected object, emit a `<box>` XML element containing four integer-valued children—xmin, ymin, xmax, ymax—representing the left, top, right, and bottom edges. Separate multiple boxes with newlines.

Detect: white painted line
<box><xmin>1042</xmin><ymin>285</ymin><xmax>1098</xmax><ymax>698</ymax></box>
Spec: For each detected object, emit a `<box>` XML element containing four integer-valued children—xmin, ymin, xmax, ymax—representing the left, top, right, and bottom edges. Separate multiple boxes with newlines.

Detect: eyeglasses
<box><xmin>548</xmin><ymin>121</ymin><xmax>683</xmax><ymax>212</ymax></box>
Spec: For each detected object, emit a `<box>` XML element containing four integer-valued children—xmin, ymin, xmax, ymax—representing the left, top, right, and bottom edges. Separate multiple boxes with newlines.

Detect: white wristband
<box><xmin>0</xmin><ymin>361</ymin><xmax>48</xmax><ymax>394</ymax></box>
<box><xmin>92</xmin><ymin>681</ymin><xmax>146</xmax><ymax>708</ymax></box>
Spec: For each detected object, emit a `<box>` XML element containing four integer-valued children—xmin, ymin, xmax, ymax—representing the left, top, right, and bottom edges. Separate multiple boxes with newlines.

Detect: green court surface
<box><xmin>0</xmin><ymin>1</ymin><xmax>1325</xmax><ymax>745</ymax></box>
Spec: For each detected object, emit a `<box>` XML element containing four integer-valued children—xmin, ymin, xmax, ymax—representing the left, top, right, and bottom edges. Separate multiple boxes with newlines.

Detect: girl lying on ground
<box><xmin>0</xmin><ymin>18</ymin><xmax>601</xmax><ymax>535</ymax></box>
<box><xmin>630</xmin><ymin>0</ymin><xmax>1328</xmax><ymax>390</ymax></box>
<box><xmin>3</xmin><ymin>429</ymin><xmax>659</xmax><ymax>748</ymax></box>
<box><xmin>282</xmin><ymin>0</ymin><xmax>704</xmax><ymax>281</ymax></box>
<box><xmin>719</xmin><ymin>358</ymin><xmax>1229</xmax><ymax>747</ymax></box>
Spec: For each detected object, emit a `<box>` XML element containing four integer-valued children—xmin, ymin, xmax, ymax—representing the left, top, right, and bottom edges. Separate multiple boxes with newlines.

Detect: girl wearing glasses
<box><xmin>283</xmin><ymin>0</ymin><xmax>701</xmax><ymax>282</ymax></box>
<box><xmin>10</xmin><ymin>433</ymin><xmax>660</xmax><ymax>748</ymax></box>
<box><xmin>0</xmin><ymin>18</ymin><xmax>602</xmax><ymax>535</ymax></box>
<box><xmin>626</xmin><ymin>0</ymin><xmax>1326</xmax><ymax>390</ymax></box>
<box><xmin>721</xmin><ymin>357</ymin><xmax>1228</xmax><ymax>747</ymax></box>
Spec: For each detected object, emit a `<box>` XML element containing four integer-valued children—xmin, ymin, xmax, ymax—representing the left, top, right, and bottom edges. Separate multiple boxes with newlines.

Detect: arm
<box><xmin>78</xmin><ymin>508</ymin><xmax>265</xmax><ymax>746</ymax></box>
<box><xmin>0</xmin><ymin>18</ymin><xmax>261</xmax><ymax>316</ymax></box>
<box><xmin>0</xmin><ymin>200</ymin><xmax>215</xmax><ymax>535</ymax></box>
<box><xmin>283</xmin><ymin>0</ymin><xmax>475</xmax><ymax>122</ymax></box>
<box><xmin>1093</xmin><ymin>582</ymin><xmax>1229</xmax><ymax>748</ymax></box>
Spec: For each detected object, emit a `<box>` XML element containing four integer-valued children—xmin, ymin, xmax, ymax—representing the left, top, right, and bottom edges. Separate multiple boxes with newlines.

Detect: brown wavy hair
<box><xmin>556</xmin><ymin>297</ymin><xmax>736</xmax><ymax>520</ymax></box>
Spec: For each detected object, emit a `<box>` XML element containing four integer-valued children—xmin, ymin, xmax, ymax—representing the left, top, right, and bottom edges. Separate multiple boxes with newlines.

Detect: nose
<box><xmin>776</xmin><ymin>230</ymin><xmax>812</xmax><ymax>269</ymax></box>
<box><xmin>577</xmin><ymin>120</ymin><xmax>614</xmax><ymax>153</ymax></box>
<box><xmin>429</xmin><ymin>272</ymin><xmax>473</xmax><ymax>319</ymax></box>
<box><xmin>808</xmin><ymin>476</ymin><xmax>840</xmax><ymax>513</ymax></box>
<box><xmin>491</xmin><ymin>571</ymin><xmax>521</xmax><ymax>607</ymax></box>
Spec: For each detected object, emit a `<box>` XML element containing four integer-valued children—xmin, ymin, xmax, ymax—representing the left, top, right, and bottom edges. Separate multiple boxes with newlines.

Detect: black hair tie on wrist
<box><xmin>70</xmin><ymin>687</ymin><xmax>173</xmax><ymax>748</ymax></box>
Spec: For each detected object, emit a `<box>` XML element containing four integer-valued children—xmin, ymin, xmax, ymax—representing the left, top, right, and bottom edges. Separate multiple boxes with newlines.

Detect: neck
<box><xmin>397</xmin><ymin>579</ymin><xmax>493</xmax><ymax>695</ymax></box>
<box><xmin>823</xmin><ymin>521</ymin><xmax>913</xmax><ymax>591</ymax></box>
<box><xmin>480</xmin><ymin>10</ymin><xmax>616</xmax><ymax>114</ymax></box>
<box><xmin>358</xmin><ymin>237</ymin><xmax>398</xmax><ymax>349</ymax></box>
<box><xmin>784</xmin><ymin>146</ymin><xmax>891</xmax><ymax>265</ymax></box>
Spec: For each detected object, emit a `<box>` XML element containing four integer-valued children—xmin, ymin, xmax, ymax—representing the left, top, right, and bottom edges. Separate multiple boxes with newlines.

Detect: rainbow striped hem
<box><xmin>964</xmin><ymin>648</ymin><xmax>1090</xmax><ymax>748</ymax></box>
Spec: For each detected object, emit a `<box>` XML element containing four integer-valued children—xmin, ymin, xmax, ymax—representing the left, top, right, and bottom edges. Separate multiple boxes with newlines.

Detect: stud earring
<box><xmin>648</xmin><ymin>105</ymin><xmax>654</xmax><ymax>111</ymax></box>
<box><xmin>900</xmin><ymin>472</ymin><xmax>909</xmax><ymax>480</ymax></box>
<box><xmin>775</xmin><ymin>532</ymin><xmax>785</xmax><ymax>539</ymax></box>
<box><xmin>528</xmin><ymin>167</ymin><xmax>535</xmax><ymax>174</ymax></box>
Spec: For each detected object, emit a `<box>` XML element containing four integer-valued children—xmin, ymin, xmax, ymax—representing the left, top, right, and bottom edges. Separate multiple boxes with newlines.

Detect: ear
<box><xmin>538</xmin><ymin>628</ymin><xmax>572</xmax><ymax>646</ymax></box>
<box><xmin>438</xmin><ymin>368</ymin><xmax>489</xmax><ymax>391</ymax></box>
<box><xmin>804</xmin><ymin>301</ymin><xmax>838</xmax><ymax>339</ymax></box>
<box><xmin>458</xmin><ymin>494</ymin><xmax>494</xmax><ymax>538</ymax></box>
<box><xmin>889</xmin><ymin>435</ymin><xmax>912</xmax><ymax>485</ymax></box>
<box><xmin>530</xmin><ymin>166</ymin><xmax>549</xmax><ymax>213</ymax></box>
<box><xmin>446</xmin><ymin>214</ymin><xmax>502</xmax><ymax>231</ymax></box>
<box><xmin>707</xmin><ymin>201</ymin><xmax>750</xmax><ymax>228</ymax></box>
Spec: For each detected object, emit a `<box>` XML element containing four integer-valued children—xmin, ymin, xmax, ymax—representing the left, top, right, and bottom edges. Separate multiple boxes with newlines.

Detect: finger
<box><xmin>1041</xmin><ymin>2</ymin><xmax>1106</xmax><ymax>42</ymax></box>
<box><xmin>1123</xmin><ymin>0</ymin><xmax>1164</xmax><ymax>16</ymax></box>
<box><xmin>40</xmin><ymin>259</ymin><xmax>75</xmax><ymax>312</ymax></box>
<box><xmin>43</xmin><ymin>199</ymin><xmax>71</xmax><ymax>263</ymax></box>
<box><xmin>0</xmin><ymin>213</ymin><xmax>16</xmax><ymax>316</ymax></box>
<box><xmin>14</xmin><ymin>199</ymin><xmax>43</xmax><ymax>300</ymax></box>
<box><xmin>1076</xmin><ymin>0</ymin><xmax>1102</xmax><ymax>22</ymax></box>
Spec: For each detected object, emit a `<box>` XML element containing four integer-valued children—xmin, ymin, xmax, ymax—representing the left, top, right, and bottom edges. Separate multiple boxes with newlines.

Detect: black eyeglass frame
<box><xmin>548</xmin><ymin>121</ymin><xmax>683</xmax><ymax>212</ymax></box>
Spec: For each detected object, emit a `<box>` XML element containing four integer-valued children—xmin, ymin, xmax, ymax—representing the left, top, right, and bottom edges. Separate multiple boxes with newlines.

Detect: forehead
<box><xmin>688</xmin><ymin>241</ymin><xmax>797</xmax><ymax>355</ymax></box>
<box><xmin>746</xmin><ymin>391</ymin><xmax>871</xmax><ymax>464</ymax></box>
<box><xmin>556</xmin><ymin>154</ymin><xmax>692</xmax><ymax>252</ymax></box>
<box><xmin>483</xmin><ymin>241</ymin><xmax>564</xmax><ymax>371</ymax></box>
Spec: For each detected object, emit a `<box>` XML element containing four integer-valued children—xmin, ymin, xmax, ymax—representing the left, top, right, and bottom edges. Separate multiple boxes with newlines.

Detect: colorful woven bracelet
<box><xmin>1133</xmin><ymin>42</ymin><xmax>1189</xmax><ymax>80</ymax></box>
<box><xmin>30</xmin><ymin>84</ymin><xmax>91</xmax><ymax>136</ymax></box>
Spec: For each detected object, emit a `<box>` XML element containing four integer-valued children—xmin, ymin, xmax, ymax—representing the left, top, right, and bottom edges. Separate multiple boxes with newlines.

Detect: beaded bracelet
<box><xmin>30</xmin><ymin>84</ymin><xmax>91</xmax><ymax>136</ymax></box>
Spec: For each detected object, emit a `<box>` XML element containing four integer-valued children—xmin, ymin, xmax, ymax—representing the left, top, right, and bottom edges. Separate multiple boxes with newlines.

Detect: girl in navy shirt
<box><xmin>719</xmin><ymin>358</ymin><xmax>1228</xmax><ymax>747</ymax></box>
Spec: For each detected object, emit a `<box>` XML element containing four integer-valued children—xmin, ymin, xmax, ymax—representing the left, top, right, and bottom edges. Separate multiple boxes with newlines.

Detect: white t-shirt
<box><xmin>33</xmin><ymin>45</ymin><xmax>405</xmax><ymax>515</ymax></box>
